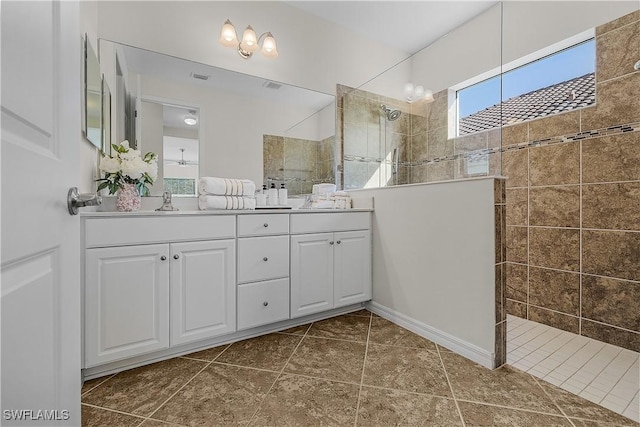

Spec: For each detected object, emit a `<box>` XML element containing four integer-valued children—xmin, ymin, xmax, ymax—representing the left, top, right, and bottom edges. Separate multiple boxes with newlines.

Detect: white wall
<box><xmin>96</xmin><ymin>1</ymin><xmax>410</xmax><ymax>96</ymax></box>
<box><xmin>351</xmin><ymin>179</ymin><xmax>497</xmax><ymax>366</ymax></box>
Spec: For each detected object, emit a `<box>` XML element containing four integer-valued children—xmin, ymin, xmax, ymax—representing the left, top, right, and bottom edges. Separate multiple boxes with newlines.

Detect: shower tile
<box><xmin>582</xmin><ymin>182</ymin><xmax>640</xmax><ymax>231</ymax></box>
<box><xmin>506</xmin><ymin>188</ymin><xmax>528</xmax><ymax>226</ymax></box>
<box><xmin>343</xmin><ymin>160</ymin><xmax>369</xmax><ymax>190</ymax></box>
<box><xmin>495</xmin><ymin>205</ymin><xmax>506</xmax><ymax>264</ymax></box>
<box><xmin>489</xmin><ymin>150</ymin><xmax>502</xmax><ymax>176</ymax></box>
<box><xmin>529</xmin><ymin>186</ymin><xmax>580</xmax><ymax>228</ymax></box>
<box><xmin>411</xmin><ymin>164</ymin><xmax>428</xmax><ymax>184</ymax></box>
<box><xmin>596</xmin><ymin>20</ymin><xmax>640</xmax><ymax>82</ymax></box>
<box><xmin>502</xmin><ymin>149</ymin><xmax>528</xmax><ymax>188</ymax></box>
<box><xmin>367</xmin><ymin>122</ymin><xmax>382</xmax><ymax>159</ymax></box>
<box><xmin>398</xmin><ymin>165</ymin><xmax>410</xmax><ymax>185</ymax></box>
<box><xmin>357</xmin><ymin>387</ymin><xmax>462</xmax><ymax>427</ymax></box>
<box><xmin>411</xmin><ymin>131</ymin><xmax>428</xmax><ymax>162</ymax></box>
<box><xmin>581</xmin><ymin>320</ymin><xmax>640</xmax><ymax>353</ymax></box>
<box><xmin>496</xmin><ymin>264</ymin><xmax>506</xmax><ymax>323</ymax></box>
<box><xmin>506</xmin><ymin>226</ymin><xmax>528</xmax><ymax>264</ymax></box>
<box><xmin>506</xmin><ymin>263</ymin><xmax>528</xmax><ymax>303</ymax></box>
<box><xmin>529</xmin><ymin>227</ymin><xmax>580</xmax><ymax>272</ymax></box>
<box><xmin>427</xmin><ymin>91</ymin><xmax>448</xmax><ymax>131</ymax></box>
<box><xmin>454</xmin><ymin>131</ymin><xmax>487</xmax><ymax>154</ymax></box>
<box><xmin>494</xmin><ymin>179</ymin><xmax>505</xmax><ymax>204</ymax></box>
<box><xmin>427</xmin><ymin>128</ymin><xmax>452</xmax><ymax>159</ymax></box>
<box><xmin>529</xmin><ymin>267</ymin><xmax>580</xmax><ymax>316</ymax></box>
<box><xmin>502</xmin><ymin>122</ymin><xmax>528</xmax><ymax>147</ymax></box>
<box><xmin>487</xmin><ymin>127</ymin><xmax>502</xmax><ymax>149</ymax></box>
<box><xmin>427</xmin><ymin>161</ymin><xmax>454</xmax><ymax>182</ymax></box>
<box><xmin>582</xmin><ymin>133</ymin><xmax>640</xmax><ymax>183</ymax></box>
<box><xmin>495</xmin><ymin>321</ymin><xmax>507</xmax><ymax>367</ymax></box>
<box><xmin>528</xmin><ymin>306</ymin><xmax>579</xmax><ymax>334</ymax></box>
<box><xmin>343</xmin><ymin>123</ymin><xmax>368</xmax><ymax>158</ymax></box>
<box><xmin>581</xmin><ymin>72</ymin><xmax>640</xmax><ymax>130</ymax></box>
<box><xmin>528</xmin><ymin>111</ymin><xmax>580</xmax><ymax>142</ymax></box>
<box><xmin>454</xmin><ymin>155</ymin><xmax>490</xmax><ymax>180</ymax></box>
<box><xmin>582</xmin><ymin>230</ymin><xmax>640</xmax><ymax>281</ymax></box>
<box><xmin>411</xmin><ymin>110</ymin><xmax>429</xmax><ymax>135</ymax></box>
<box><xmin>343</xmin><ymin>94</ymin><xmax>376</xmax><ymax>125</ymax></box>
<box><xmin>507</xmin><ymin>299</ymin><xmax>528</xmax><ymax>318</ymax></box>
<box><xmin>529</xmin><ymin>142</ymin><xmax>580</xmax><ymax>187</ymax></box>
<box><xmin>582</xmin><ymin>274</ymin><xmax>640</xmax><ymax>332</ymax></box>
<box><xmin>596</xmin><ymin>9</ymin><xmax>640</xmax><ymax>35</ymax></box>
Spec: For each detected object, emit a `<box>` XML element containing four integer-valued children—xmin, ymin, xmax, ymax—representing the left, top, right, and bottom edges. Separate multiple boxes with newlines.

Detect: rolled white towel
<box><xmin>198</xmin><ymin>195</ymin><xmax>256</xmax><ymax>210</ymax></box>
<box><xmin>199</xmin><ymin>177</ymin><xmax>256</xmax><ymax>196</ymax></box>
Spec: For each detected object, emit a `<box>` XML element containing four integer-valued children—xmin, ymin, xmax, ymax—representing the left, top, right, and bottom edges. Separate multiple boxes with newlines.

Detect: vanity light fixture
<box><xmin>404</xmin><ymin>83</ymin><xmax>434</xmax><ymax>104</ymax></box>
<box><xmin>220</xmin><ymin>19</ymin><xmax>278</xmax><ymax>59</ymax></box>
<box><xmin>184</xmin><ymin>111</ymin><xmax>197</xmax><ymax>126</ymax></box>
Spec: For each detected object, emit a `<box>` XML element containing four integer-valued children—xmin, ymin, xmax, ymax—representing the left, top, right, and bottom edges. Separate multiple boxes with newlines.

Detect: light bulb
<box><xmin>424</xmin><ymin>89</ymin><xmax>434</xmax><ymax>103</ymax></box>
<box><xmin>220</xmin><ymin>19</ymin><xmax>237</xmax><ymax>47</ymax></box>
<box><xmin>404</xmin><ymin>83</ymin><xmax>415</xmax><ymax>95</ymax></box>
<box><xmin>414</xmin><ymin>85</ymin><xmax>425</xmax><ymax>97</ymax></box>
<box><xmin>240</xmin><ymin>25</ymin><xmax>258</xmax><ymax>53</ymax></box>
<box><xmin>261</xmin><ymin>32</ymin><xmax>278</xmax><ymax>58</ymax></box>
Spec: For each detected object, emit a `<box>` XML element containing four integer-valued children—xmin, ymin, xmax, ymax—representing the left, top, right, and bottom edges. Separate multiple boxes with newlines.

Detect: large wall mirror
<box><xmin>84</xmin><ymin>37</ymin><xmax>102</xmax><ymax>149</ymax></box>
<box><xmin>99</xmin><ymin>40</ymin><xmax>335</xmax><ymax>197</ymax></box>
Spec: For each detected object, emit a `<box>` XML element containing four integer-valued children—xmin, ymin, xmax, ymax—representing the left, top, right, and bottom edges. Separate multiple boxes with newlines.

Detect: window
<box><xmin>456</xmin><ymin>38</ymin><xmax>595</xmax><ymax>136</ymax></box>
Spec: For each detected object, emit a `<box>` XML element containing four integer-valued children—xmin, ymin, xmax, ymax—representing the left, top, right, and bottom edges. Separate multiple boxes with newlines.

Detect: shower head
<box><xmin>380</xmin><ymin>104</ymin><xmax>401</xmax><ymax>121</ymax></box>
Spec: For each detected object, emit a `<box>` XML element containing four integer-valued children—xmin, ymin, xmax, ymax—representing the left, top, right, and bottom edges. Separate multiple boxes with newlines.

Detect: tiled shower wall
<box><xmin>263</xmin><ymin>134</ymin><xmax>336</xmax><ymax>196</ymax></box>
<box><xmin>503</xmin><ymin>10</ymin><xmax>640</xmax><ymax>352</ymax></box>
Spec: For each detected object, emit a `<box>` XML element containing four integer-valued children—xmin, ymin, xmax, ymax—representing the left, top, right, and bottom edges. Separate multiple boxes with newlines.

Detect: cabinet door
<box><xmin>290</xmin><ymin>233</ymin><xmax>334</xmax><ymax>318</ymax></box>
<box><xmin>85</xmin><ymin>244</ymin><xmax>170</xmax><ymax>367</ymax></box>
<box><xmin>170</xmin><ymin>240</ymin><xmax>236</xmax><ymax>346</ymax></box>
<box><xmin>334</xmin><ymin>230</ymin><xmax>372</xmax><ymax>308</ymax></box>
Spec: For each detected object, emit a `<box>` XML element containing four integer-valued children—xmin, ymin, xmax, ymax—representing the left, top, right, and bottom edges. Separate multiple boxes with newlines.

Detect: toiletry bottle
<box><xmin>278</xmin><ymin>183</ymin><xmax>288</xmax><ymax>206</ymax></box>
<box><xmin>268</xmin><ymin>183</ymin><xmax>278</xmax><ymax>206</ymax></box>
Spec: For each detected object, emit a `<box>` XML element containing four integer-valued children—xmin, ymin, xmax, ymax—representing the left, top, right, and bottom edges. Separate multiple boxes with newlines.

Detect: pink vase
<box><xmin>116</xmin><ymin>183</ymin><xmax>141</xmax><ymax>212</ymax></box>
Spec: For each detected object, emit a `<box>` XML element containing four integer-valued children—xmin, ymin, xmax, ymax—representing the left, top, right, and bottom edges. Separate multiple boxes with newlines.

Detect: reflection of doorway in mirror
<box><xmin>164</xmin><ymin>139</ymin><xmax>199</xmax><ymax>196</ymax></box>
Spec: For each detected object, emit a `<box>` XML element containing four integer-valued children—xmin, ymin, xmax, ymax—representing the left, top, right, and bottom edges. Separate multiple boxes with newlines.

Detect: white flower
<box><xmin>120</xmin><ymin>140</ymin><xmax>130</xmax><ymax>150</ymax></box>
<box><xmin>145</xmin><ymin>159</ymin><xmax>158</xmax><ymax>181</ymax></box>
<box><xmin>119</xmin><ymin>148</ymin><xmax>142</xmax><ymax>161</ymax></box>
<box><xmin>120</xmin><ymin>157</ymin><xmax>147</xmax><ymax>180</ymax></box>
<box><xmin>99</xmin><ymin>156</ymin><xmax>121</xmax><ymax>174</ymax></box>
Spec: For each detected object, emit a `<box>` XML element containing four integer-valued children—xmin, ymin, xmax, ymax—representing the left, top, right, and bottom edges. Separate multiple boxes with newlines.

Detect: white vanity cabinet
<box><xmin>290</xmin><ymin>213</ymin><xmax>372</xmax><ymax>318</ymax></box>
<box><xmin>83</xmin><ymin>215</ymin><xmax>236</xmax><ymax>367</ymax></box>
<box><xmin>236</xmin><ymin>214</ymin><xmax>290</xmax><ymax>330</ymax></box>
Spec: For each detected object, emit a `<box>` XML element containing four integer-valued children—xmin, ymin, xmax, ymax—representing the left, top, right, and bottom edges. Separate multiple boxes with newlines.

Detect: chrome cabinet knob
<box><xmin>329</xmin><ymin>241</ymin><xmax>334</xmax><ymax>245</ymax></box>
<box><xmin>174</xmin><ymin>254</ymin><xmax>180</xmax><ymax>260</ymax></box>
<box><xmin>263</xmin><ymin>301</ymin><xmax>269</xmax><ymax>306</ymax></box>
<box><xmin>160</xmin><ymin>256</ymin><xmax>167</xmax><ymax>261</ymax></box>
<box><xmin>263</xmin><ymin>223</ymin><xmax>269</xmax><ymax>227</ymax></box>
<box><xmin>337</xmin><ymin>240</ymin><xmax>342</xmax><ymax>244</ymax></box>
<box><xmin>263</xmin><ymin>257</ymin><xmax>268</xmax><ymax>262</ymax></box>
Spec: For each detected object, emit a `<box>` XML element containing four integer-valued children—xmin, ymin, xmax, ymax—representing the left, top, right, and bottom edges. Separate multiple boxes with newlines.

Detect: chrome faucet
<box><xmin>156</xmin><ymin>191</ymin><xmax>178</xmax><ymax>211</ymax></box>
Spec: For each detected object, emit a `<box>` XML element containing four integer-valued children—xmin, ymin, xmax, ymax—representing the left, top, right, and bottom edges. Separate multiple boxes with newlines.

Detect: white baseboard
<box><xmin>366</xmin><ymin>301</ymin><xmax>496</xmax><ymax>369</ymax></box>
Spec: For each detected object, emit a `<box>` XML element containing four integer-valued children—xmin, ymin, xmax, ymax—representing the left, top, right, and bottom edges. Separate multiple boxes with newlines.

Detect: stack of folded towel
<box><xmin>198</xmin><ymin>177</ymin><xmax>256</xmax><ymax>210</ymax></box>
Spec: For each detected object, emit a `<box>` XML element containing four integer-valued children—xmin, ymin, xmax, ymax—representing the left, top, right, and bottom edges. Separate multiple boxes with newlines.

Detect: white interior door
<box><xmin>1</xmin><ymin>1</ymin><xmax>81</xmax><ymax>425</ymax></box>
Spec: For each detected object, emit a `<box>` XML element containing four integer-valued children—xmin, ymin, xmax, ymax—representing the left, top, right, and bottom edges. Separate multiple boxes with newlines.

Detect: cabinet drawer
<box><xmin>290</xmin><ymin>212</ymin><xmax>371</xmax><ymax>234</ymax></box>
<box><xmin>237</xmin><ymin>236</ymin><xmax>289</xmax><ymax>283</ymax></box>
<box><xmin>85</xmin><ymin>215</ymin><xmax>236</xmax><ymax>248</ymax></box>
<box><xmin>237</xmin><ymin>278</ymin><xmax>289</xmax><ymax>330</ymax></box>
<box><xmin>238</xmin><ymin>214</ymin><xmax>289</xmax><ymax>237</ymax></box>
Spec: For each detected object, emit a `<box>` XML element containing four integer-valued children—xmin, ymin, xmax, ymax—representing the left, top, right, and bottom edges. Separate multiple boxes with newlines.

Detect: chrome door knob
<box><xmin>160</xmin><ymin>256</ymin><xmax>167</xmax><ymax>261</ymax></box>
<box><xmin>329</xmin><ymin>241</ymin><xmax>334</xmax><ymax>245</ymax></box>
<box><xmin>174</xmin><ymin>254</ymin><xmax>180</xmax><ymax>259</ymax></box>
<box><xmin>67</xmin><ymin>187</ymin><xmax>102</xmax><ymax>215</ymax></box>
<box><xmin>263</xmin><ymin>223</ymin><xmax>269</xmax><ymax>227</ymax></box>
<box><xmin>337</xmin><ymin>240</ymin><xmax>341</xmax><ymax>244</ymax></box>
<box><xmin>263</xmin><ymin>257</ymin><xmax>268</xmax><ymax>262</ymax></box>
<box><xmin>263</xmin><ymin>301</ymin><xmax>269</xmax><ymax>306</ymax></box>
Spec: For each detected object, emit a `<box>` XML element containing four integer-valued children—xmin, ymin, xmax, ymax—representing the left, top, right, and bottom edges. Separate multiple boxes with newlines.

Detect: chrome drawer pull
<box><xmin>160</xmin><ymin>256</ymin><xmax>167</xmax><ymax>261</ymax></box>
<box><xmin>329</xmin><ymin>241</ymin><xmax>334</xmax><ymax>245</ymax></box>
<box><xmin>337</xmin><ymin>240</ymin><xmax>341</xmax><ymax>244</ymax></box>
<box><xmin>263</xmin><ymin>301</ymin><xmax>269</xmax><ymax>306</ymax></box>
<box><xmin>174</xmin><ymin>254</ymin><xmax>180</xmax><ymax>259</ymax></box>
<box><xmin>263</xmin><ymin>223</ymin><xmax>269</xmax><ymax>227</ymax></box>
<box><xmin>263</xmin><ymin>257</ymin><xmax>268</xmax><ymax>262</ymax></box>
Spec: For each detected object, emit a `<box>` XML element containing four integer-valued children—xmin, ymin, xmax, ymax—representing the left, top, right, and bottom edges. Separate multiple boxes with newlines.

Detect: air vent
<box><xmin>191</xmin><ymin>73</ymin><xmax>210</xmax><ymax>81</ymax></box>
<box><xmin>262</xmin><ymin>81</ymin><xmax>282</xmax><ymax>90</ymax></box>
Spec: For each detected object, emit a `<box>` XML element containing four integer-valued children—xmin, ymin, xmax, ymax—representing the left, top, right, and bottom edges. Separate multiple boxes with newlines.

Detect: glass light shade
<box><xmin>240</xmin><ymin>25</ymin><xmax>258</xmax><ymax>53</ymax></box>
<box><xmin>403</xmin><ymin>83</ymin><xmax>415</xmax><ymax>95</ymax></box>
<box><xmin>184</xmin><ymin>115</ymin><xmax>197</xmax><ymax>126</ymax></box>
<box><xmin>261</xmin><ymin>33</ymin><xmax>278</xmax><ymax>58</ymax></box>
<box><xmin>220</xmin><ymin>19</ymin><xmax>238</xmax><ymax>47</ymax></box>
<box><xmin>414</xmin><ymin>85</ymin><xmax>425</xmax><ymax>97</ymax></box>
<box><xmin>423</xmin><ymin>89</ymin><xmax>434</xmax><ymax>103</ymax></box>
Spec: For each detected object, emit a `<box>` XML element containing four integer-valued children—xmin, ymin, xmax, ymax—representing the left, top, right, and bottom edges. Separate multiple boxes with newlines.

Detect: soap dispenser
<box><xmin>268</xmin><ymin>183</ymin><xmax>278</xmax><ymax>206</ymax></box>
<box><xmin>278</xmin><ymin>183</ymin><xmax>288</xmax><ymax>206</ymax></box>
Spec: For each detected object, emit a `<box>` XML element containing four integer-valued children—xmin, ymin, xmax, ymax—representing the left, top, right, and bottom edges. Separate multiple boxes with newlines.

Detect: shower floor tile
<box><xmin>507</xmin><ymin>315</ymin><xmax>640</xmax><ymax>423</ymax></box>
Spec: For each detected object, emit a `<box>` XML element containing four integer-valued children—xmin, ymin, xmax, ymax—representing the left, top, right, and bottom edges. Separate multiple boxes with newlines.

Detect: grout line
<box><xmin>529</xmin><ymin>375</ymin><xmax>579</xmax><ymax>427</ymax></box>
<box><xmin>81</xmin><ymin>403</ymin><xmax>151</xmax><ymax>423</ymax></box>
<box><xmin>81</xmin><ymin>374</ymin><xmax>116</xmax><ymax>397</ymax></box>
<box><xmin>209</xmin><ymin>360</ymin><xmax>281</xmax><ymax>374</ymax></box>
<box><xmin>246</xmin><ymin>317</ymin><xmax>311</xmax><ymax>425</ymax></box>
<box><xmin>354</xmin><ymin>311</ymin><xmax>373</xmax><ymax>427</ymax></box>
<box><xmin>135</xmin><ymin>345</ymin><xmax>232</xmax><ymax>427</ymax></box>
<box><xmin>436</xmin><ymin>345</ymin><xmax>466</xmax><ymax>427</ymax></box>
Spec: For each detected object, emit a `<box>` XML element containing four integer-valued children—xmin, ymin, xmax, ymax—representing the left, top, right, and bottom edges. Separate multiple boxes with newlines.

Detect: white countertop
<box><xmin>80</xmin><ymin>208</ymin><xmax>373</xmax><ymax>218</ymax></box>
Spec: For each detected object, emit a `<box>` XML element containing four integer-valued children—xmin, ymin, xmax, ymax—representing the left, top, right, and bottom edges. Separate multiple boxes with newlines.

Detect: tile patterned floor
<box><xmin>82</xmin><ymin>310</ymin><xmax>639</xmax><ymax>426</ymax></box>
<box><xmin>508</xmin><ymin>315</ymin><xmax>640</xmax><ymax>423</ymax></box>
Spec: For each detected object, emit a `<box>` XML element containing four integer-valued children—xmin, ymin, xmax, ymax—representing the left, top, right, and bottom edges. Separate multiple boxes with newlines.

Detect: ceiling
<box><xmin>287</xmin><ymin>1</ymin><xmax>498</xmax><ymax>54</ymax></box>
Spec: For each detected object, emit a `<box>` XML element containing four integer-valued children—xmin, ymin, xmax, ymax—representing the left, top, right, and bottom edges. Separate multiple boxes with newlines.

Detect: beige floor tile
<box><xmin>151</xmin><ymin>364</ymin><xmax>278</xmax><ymax>426</ymax></box>
<box><xmin>82</xmin><ymin>358</ymin><xmax>206</xmax><ymax>417</ymax></box>
<box><xmin>81</xmin><ymin>375</ymin><xmax>114</xmax><ymax>395</ymax></box>
<box><xmin>357</xmin><ymin>386</ymin><xmax>462</xmax><ymax>426</ymax></box>
<box><xmin>363</xmin><ymin>344</ymin><xmax>451</xmax><ymax>397</ymax></box>
<box><xmin>349</xmin><ymin>309</ymin><xmax>372</xmax><ymax>317</ymax></box>
<box><xmin>457</xmin><ymin>402</ymin><xmax>572</xmax><ymax>426</ymax></box>
<box><xmin>535</xmin><ymin>378</ymin><xmax>638</xmax><ymax>426</ymax></box>
<box><xmin>307</xmin><ymin>314</ymin><xmax>370</xmax><ymax>341</ymax></box>
<box><xmin>215</xmin><ymin>333</ymin><xmax>301</xmax><ymax>371</ymax></box>
<box><xmin>368</xmin><ymin>317</ymin><xmax>438</xmax><ymax>349</ymax></box>
<box><xmin>181</xmin><ymin>344</ymin><xmax>229</xmax><ymax>362</ymax></box>
<box><xmin>81</xmin><ymin>405</ymin><xmax>143</xmax><ymax>427</ymax></box>
<box><xmin>569</xmin><ymin>419</ymin><xmax>636</xmax><ymax>427</ymax></box>
<box><xmin>140</xmin><ymin>419</ymin><xmax>186</xmax><ymax>427</ymax></box>
<box><xmin>284</xmin><ymin>336</ymin><xmax>365</xmax><ymax>383</ymax></box>
<box><xmin>250</xmin><ymin>373</ymin><xmax>359</xmax><ymax>426</ymax></box>
<box><xmin>441</xmin><ymin>352</ymin><xmax>561</xmax><ymax>415</ymax></box>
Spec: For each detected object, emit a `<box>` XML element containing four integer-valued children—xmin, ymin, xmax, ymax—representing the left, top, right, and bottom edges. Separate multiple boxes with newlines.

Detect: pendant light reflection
<box><xmin>219</xmin><ymin>19</ymin><xmax>278</xmax><ymax>59</ymax></box>
<box><xmin>404</xmin><ymin>83</ymin><xmax>434</xmax><ymax>103</ymax></box>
